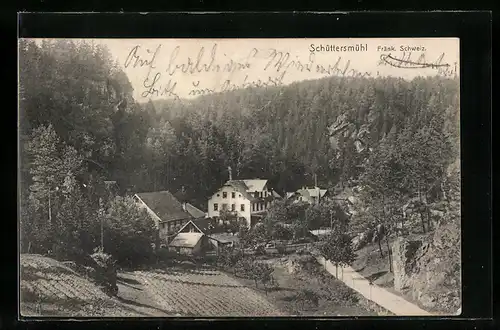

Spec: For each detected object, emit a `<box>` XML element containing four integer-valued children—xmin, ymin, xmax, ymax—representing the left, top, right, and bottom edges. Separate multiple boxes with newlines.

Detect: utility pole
<box><xmin>48</xmin><ymin>186</ymin><xmax>52</xmax><ymax>226</ymax></box>
<box><xmin>99</xmin><ymin>198</ymin><xmax>104</xmax><ymax>251</ymax></box>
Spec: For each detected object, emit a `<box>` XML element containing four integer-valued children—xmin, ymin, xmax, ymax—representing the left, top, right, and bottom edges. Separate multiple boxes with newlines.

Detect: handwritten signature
<box><xmin>379</xmin><ymin>52</ymin><xmax>450</xmax><ymax>69</ymax></box>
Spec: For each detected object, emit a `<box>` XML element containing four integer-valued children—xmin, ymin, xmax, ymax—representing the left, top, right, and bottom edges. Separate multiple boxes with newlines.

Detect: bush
<box><xmin>255</xmin><ymin>245</ymin><xmax>266</xmax><ymax>256</ymax></box>
<box><xmin>276</xmin><ymin>243</ymin><xmax>286</xmax><ymax>255</ymax></box>
<box><xmin>90</xmin><ymin>250</ymin><xmax>118</xmax><ymax>296</ymax></box>
<box><xmin>156</xmin><ymin>248</ymin><xmax>176</xmax><ymax>265</ymax></box>
<box><xmin>296</xmin><ymin>288</ymin><xmax>320</xmax><ymax>309</ymax></box>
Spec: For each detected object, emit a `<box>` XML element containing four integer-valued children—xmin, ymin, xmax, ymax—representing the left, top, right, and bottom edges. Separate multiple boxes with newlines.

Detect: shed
<box><xmin>209</xmin><ymin>233</ymin><xmax>240</xmax><ymax>249</ymax></box>
<box><xmin>168</xmin><ymin>232</ymin><xmax>212</xmax><ymax>256</ymax></box>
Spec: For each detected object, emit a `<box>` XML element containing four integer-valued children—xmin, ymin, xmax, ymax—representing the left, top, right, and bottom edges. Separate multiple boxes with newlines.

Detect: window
<box><xmin>231</xmin><ymin>204</ymin><xmax>235</xmax><ymax>211</ymax></box>
<box><xmin>214</xmin><ymin>203</ymin><xmax>218</xmax><ymax>211</ymax></box>
<box><xmin>222</xmin><ymin>204</ymin><xmax>228</xmax><ymax>210</ymax></box>
<box><xmin>254</xmin><ymin>192</ymin><xmax>259</xmax><ymax>198</ymax></box>
<box><xmin>252</xmin><ymin>203</ymin><xmax>255</xmax><ymax>211</ymax></box>
<box><xmin>223</xmin><ymin>192</ymin><xmax>227</xmax><ymax>198</ymax></box>
<box><xmin>241</xmin><ymin>204</ymin><xmax>245</xmax><ymax>211</ymax></box>
<box><xmin>217</xmin><ymin>193</ymin><xmax>220</xmax><ymax>197</ymax></box>
<box><xmin>239</xmin><ymin>194</ymin><xmax>242</xmax><ymax>197</ymax></box>
<box><xmin>231</xmin><ymin>192</ymin><xmax>235</xmax><ymax>198</ymax></box>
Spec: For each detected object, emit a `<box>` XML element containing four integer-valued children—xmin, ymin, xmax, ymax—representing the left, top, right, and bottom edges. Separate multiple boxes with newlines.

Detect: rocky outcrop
<box><xmin>391</xmin><ymin>220</ymin><xmax>461</xmax><ymax>314</ymax></box>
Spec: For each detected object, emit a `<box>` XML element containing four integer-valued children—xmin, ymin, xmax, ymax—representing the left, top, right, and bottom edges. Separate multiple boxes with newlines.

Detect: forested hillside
<box><xmin>148</xmin><ymin>73</ymin><xmax>459</xmax><ymax>206</ymax></box>
<box><xmin>18</xmin><ymin>39</ymin><xmax>459</xmax><ymax>261</ymax></box>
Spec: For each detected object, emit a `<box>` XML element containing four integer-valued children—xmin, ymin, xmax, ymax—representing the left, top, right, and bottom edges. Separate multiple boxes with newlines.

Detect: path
<box><xmin>315</xmin><ymin>256</ymin><xmax>433</xmax><ymax>316</ymax></box>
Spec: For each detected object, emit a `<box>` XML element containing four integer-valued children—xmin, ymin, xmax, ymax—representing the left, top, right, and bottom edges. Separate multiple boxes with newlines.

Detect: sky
<box><xmin>51</xmin><ymin>38</ymin><xmax>462</xmax><ymax>101</ymax></box>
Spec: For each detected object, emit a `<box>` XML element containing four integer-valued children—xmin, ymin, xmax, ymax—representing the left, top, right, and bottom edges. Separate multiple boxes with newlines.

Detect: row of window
<box><xmin>252</xmin><ymin>202</ymin><xmax>268</xmax><ymax>211</ymax></box>
<box><xmin>212</xmin><ymin>202</ymin><xmax>269</xmax><ymax>212</ymax></box>
<box><xmin>216</xmin><ymin>191</ymin><xmax>270</xmax><ymax>199</ymax></box>
<box><xmin>213</xmin><ymin>203</ymin><xmax>245</xmax><ymax>212</ymax></box>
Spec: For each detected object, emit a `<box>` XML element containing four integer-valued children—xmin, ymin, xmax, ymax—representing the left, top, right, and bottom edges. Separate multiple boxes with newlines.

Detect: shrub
<box><xmin>296</xmin><ymin>288</ymin><xmax>320</xmax><ymax>309</ymax></box>
<box><xmin>276</xmin><ymin>243</ymin><xmax>286</xmax><ymax>255</ymax></box>
<box><xmin>255</xmin><ymin>245</ymin><xmax>266</xmax><ymax>256</ymax></box>
<box><xmin>90</xmin><ymin>250</ymin><xmax>118</xmax><ymax>296</ymax></box>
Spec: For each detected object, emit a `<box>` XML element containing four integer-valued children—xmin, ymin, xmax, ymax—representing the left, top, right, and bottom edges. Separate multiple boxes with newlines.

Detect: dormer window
<box><xmin>223</xmin><ymin>192</ymin><xmax>227</xmax><ymax>198</ymax></box>
<box><xmin>231</xmin><ymin>192</ymin><xmax>235</xmax><ymax>198</ymax></box>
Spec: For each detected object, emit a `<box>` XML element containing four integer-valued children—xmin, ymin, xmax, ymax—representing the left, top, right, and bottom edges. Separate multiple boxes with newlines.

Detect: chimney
<box><xmin>228</xmin><ymin>166</ymin><xmax>232</xmax><ymax>181</ymax></box>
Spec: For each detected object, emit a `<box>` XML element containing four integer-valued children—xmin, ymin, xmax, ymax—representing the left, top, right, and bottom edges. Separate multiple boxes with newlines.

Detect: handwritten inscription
<box><xmin>378</xmin><ymin>52</ymin><xmax>458</xmax><ymax>78</ymax></box>
<box><xmin>123</xmin><ymin>42</ymin><xmax>373</xmax><ymax>99</ymax></box>
<box><xmin>379</xmin><ymin>52</ymin><xmax>449</xmax><ymax>69</ymax></box>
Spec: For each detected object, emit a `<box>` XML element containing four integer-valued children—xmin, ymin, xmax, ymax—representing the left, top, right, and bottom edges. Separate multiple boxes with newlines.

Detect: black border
<box><xmin>10</xmin><ymin>11</ymin><xmax>493</xmax><ymax>330</ymax></box>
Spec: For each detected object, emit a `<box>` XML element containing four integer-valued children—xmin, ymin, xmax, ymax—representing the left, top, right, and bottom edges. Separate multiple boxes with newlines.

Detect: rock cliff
<box><xmin>391</xmin><ymin>219</ymin><xmax>461</xmax><ymax>314</ymax></box>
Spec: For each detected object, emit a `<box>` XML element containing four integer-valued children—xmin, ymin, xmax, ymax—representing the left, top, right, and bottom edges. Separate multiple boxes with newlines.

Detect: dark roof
<box><xmin>209</xmin><ymin>233</ymin><xmax>240</xmax><ymax>244</ymax></box>
<box><xmin>185</xmin><ymin>203</ymin><xmax>206</xmax><ymax>218</ymax></box>
<box><xmin>135</xmin><ymin>191</ymin><xmax>192</xmax><ymax>223</ymax></box>
<box><xmin>225</xmin><ymin>180</ymin><xmax>256</xmax><ymax>201</ymax></box>
<box><xmin>173</xmin><ymin>188</ymin><xmax>190</xmax><ymax>203</ymax></box>
<box><xmin>192</xmin><ymin>218</ymin><xmax>216</xmax><ymax>233</ymax></box>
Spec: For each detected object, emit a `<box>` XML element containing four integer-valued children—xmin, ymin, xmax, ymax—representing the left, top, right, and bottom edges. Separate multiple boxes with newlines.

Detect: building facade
<box><xmin>207</xmin><ymin>178</ymin><xmax>281</xmax><ymax>227</ymax></box>
<box><xmin>287</xmin><ymin>186</ymin><xmax>329</xmax><ymax>205</ymax></box>
<box><xmin>134</xmin><ymin>191</ymin><xmax>194</xmax><ymax>245</ymax></box>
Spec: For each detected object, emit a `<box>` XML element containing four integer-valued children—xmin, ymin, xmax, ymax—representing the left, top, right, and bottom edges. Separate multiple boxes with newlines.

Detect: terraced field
<box><xmin>129</xmin><ymin>269</ymin><xmax>284</xmax><ymax>316</ymax></box>
<box><xmin>20</xmin><ymin>254</ymin><xmax>284</xmax><ymax>317</ymax></box>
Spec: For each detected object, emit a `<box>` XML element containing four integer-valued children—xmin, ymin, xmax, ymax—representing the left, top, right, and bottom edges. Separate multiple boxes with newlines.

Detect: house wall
<box><xmin>207</xmin><ymin>184</ymin><xmax>278</xmax><ymax>227</ymax></box>
<box><xmin>208</xmin><ymin>185</ymin><xmax>252</xmax><ymax>226</ymax></box>
<box><xmin>158</xmin><ymin>218</ymin><xmax>191</xmax><ymax>243</ymax></box>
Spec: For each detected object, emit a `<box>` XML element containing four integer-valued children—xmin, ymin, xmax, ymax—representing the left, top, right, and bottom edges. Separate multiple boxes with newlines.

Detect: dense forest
<box><xmin>18</xmin><ymin>39</ymin><xmax>460</xmax><ymax>263</ymax></box>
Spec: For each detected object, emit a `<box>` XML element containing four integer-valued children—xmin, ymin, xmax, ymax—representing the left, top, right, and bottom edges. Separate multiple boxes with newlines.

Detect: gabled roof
<box><xmin>169</xmin><ymin>232</ymin><xmax>204</xmax><ymax>248</ymax></box>
<box><xmin>242</xmin><ymin>179</ymin><xmax>268</xmax><ymax>192</ymax></box>
<box><xmin>310</xmin><ymin>229</ymin><xmax>333</xmax><ymax>237</ymax></box>
<box><xmin>209</xmin><ymin>233</ymin><xmax>239</xmax><ymax>244</ymax></box>
<box><xmin>135</xmin><ymin>191</ymin><xmax>192</xmax><ymax>223</ymax></box>
<box><xmin>192</xmin><ymin>218</ymin><xmax>215</xmax><ymax>233</ymax></box>
<box><xmin>177</xmin><ymin>217</ymin><xmax>217</xmax><ymax>235</ymax></box>
<box><xmin>223</xmin><ymin>180</ymin><xmax>256</xmax><ymax>201</ymax></box>
<box><xmin>294</xmin><ymin>187</ymin><xmax>328</xmax><ymax>199</ymax></box>
<box><xmin>185</xmin><ymin>203</ymin><xmax>206</xmax><ymax>218</ymax></box>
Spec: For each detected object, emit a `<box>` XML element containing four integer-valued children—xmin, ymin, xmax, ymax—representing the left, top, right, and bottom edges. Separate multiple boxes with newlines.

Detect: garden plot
<box><xmin>129</xmin><ymin>268</ymin><xmax>284</xmax><ymax>316</ymax></box>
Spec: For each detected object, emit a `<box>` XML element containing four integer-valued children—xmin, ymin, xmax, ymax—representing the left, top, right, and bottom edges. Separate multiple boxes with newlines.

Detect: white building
<box><xmin>207</xmin><ymin>169</ymin><xmax>281</xmax><ymax>227</ymax></box>
<box><xmin>286</xmin><ymin>186</ymin><xmax>329</xmax><ymax>205</ymax></box>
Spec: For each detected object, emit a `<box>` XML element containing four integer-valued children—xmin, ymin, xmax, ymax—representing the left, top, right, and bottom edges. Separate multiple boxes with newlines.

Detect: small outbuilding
<box><xmin>168</xmin><ymin>232</ymin><xmax>212</xmax><ymax>256</ymax></box>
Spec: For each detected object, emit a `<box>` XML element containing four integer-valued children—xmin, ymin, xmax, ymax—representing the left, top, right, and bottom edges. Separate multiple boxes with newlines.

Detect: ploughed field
<box><xmin>127</xmin><ymin>268</ymin><xmax>284</xmax><ymax>316</ymax></box>
<box><xmin>20</xmin><ymin>254</ymin><xmax>284</xmax><ymax>317</ymax></box>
